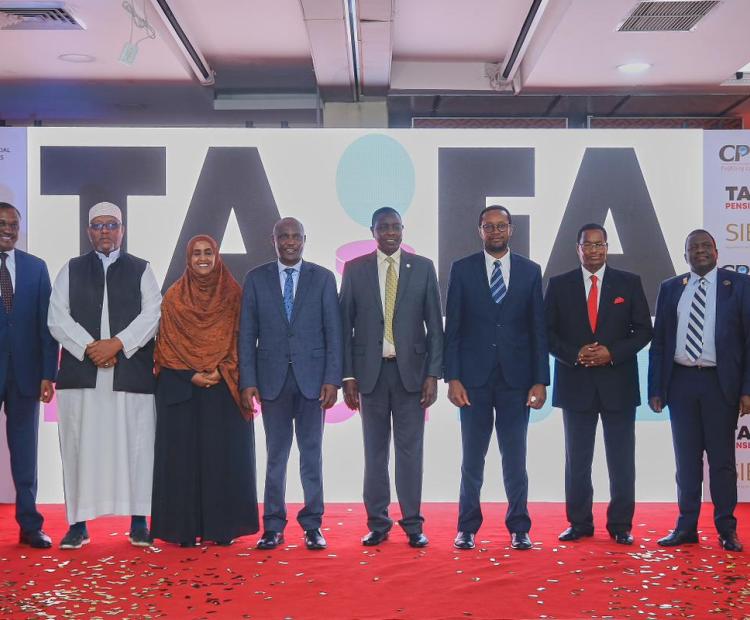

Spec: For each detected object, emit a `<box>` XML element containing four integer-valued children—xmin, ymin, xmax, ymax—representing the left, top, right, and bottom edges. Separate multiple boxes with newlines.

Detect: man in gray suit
<box><xmin>340</xmin><ymin>207</ymin><xmax>443</xmax><ymax>547</ymax></box>
<box><xmin>239</xmin><ymin>217</ymin><xmax>342</xmax><ymax>551</ymax></box>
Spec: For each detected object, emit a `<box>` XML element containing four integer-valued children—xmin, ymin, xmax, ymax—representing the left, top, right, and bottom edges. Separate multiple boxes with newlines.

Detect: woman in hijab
<box><xmin>151</xmin><ymin>235</ymin><xmax>258</xmax><ymax>546</ymax></box>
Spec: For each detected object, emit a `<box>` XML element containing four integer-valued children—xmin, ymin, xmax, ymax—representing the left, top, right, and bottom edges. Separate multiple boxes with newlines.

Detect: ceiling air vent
<box><xmin>618</xmin><ymin>1</ymin><xmax>720</xmax><ymax>32</ymax></box>
<box><xmin>0</xmin><ymin>2</ymin><xmax>85</xmax><ymax>30</ymax></box>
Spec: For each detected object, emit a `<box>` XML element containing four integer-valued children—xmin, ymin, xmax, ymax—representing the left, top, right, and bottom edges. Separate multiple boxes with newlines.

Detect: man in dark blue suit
<box><xmin>444</xmin><ymin>205</ymin><xmax>549</xmax><ymax>551</ymax></box>
<box><xmin>649</xmin><ymin>229</ymin><xmax>750</xmax><ymax>552</ymax></box>
<box><xmin>239</xmin><ymin>217</ymin><xmax>342</xmax><ymax>551</ymax></box>
<box><xmin>0</xmin><ymin>203</ymin><xmax>58</xmax><ymax>549</ymax></box>
<box><xmin>545</xmin><ymin>223</ymin><xmax>652</xmax><ymax>546</ymax></box>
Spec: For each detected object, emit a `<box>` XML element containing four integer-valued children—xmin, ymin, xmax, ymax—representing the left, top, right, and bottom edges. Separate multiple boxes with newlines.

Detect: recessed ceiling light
<box><xmin>617</xmin><ymin>62</ymin><xmax>652</xmax><ymax>74</ymax></box>
<box><xmin>58</xmin><ymin>53</ymin><xmax>96</xmax><ymax>63</ymax></box>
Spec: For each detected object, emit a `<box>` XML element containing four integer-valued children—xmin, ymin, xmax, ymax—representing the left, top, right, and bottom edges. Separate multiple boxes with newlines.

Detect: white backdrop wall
<box><xmin>2</xmin><ymin>127</ymin><xmax>712</xmax><ymax>504</ymax></box>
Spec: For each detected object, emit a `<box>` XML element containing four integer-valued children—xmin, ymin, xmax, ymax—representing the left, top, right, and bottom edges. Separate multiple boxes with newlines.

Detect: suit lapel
<box><xmin>673</xmin><ymin>273</ymin><xmax>689</xmax><ymax>313</ymax></box>
<box><xmin>290</xmin><ymin>261</ymin><xmax>311</xmax><ymax>325</ymax></box>
<box><xmin>266</xmin><ymin>262</ymin><xmax>289</xmax><ymax>325</ymax></box>
<box><xmin>715</xmin><ymin>270</ymin><xmax>731</xmax><ymax>343</ymax></box>
<box><xmin>475</xmin><ymin>252</ymin><xmax>494</xmax><ymax>308</ymax></box>
<box><xmin>567</xmin><ymin>269</ymin><xmax>593</xmax><ymax>336</ymax></box>
<box><xmin>5</xmin><ymin>249</ymin><xmax>25</xmax><ymax>317</ymax></box>
<box><xmin>366</xmin><ymin>252</ymin><xmax>384</xmax><ymax>319</ymax></box>
<box><xmin>394</xmin><ymin>250</ymin><xmax>414</xmax><ymax>315</ymax></box>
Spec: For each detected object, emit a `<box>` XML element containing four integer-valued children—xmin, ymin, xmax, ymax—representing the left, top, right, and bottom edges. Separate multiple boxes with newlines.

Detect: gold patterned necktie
<box><xmin>384</xmin><ymin>256</ymin><xmax>398</xmax><ymax>344</ymax></box>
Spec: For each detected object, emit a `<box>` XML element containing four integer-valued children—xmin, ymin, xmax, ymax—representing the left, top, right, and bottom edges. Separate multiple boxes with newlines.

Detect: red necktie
<box><xmin>587</xmin><ymin>274</ymin><xmax>598</xmax><ymax>333</ymax></box>
<box><xmin>0</xmin><ymin>253</ymin><xmax>13</xmax><ymax>314</ymax></box>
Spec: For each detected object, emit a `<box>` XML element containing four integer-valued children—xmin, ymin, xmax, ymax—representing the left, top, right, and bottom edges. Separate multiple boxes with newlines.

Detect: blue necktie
<box><xmin>490</xmin><ymin>260</ymin><xmax>506</xmax><ymax>304</ymax></box>
<box><xmin>283</xmin><ymin>267</ymin><xmax>295</xmax><ymax>320</ymax></box>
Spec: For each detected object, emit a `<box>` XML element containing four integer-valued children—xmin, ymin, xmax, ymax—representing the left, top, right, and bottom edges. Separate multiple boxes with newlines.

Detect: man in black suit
<box><xmin>0</xmin><ymin>202</ymin><xmax>58</xmax><ymax>549</ymax></box>
<box><xmin>649</xmin><ymin>229</ymin><xmax>750</xmax><ymax>552</ymax></box>
<box><xmin>444</xmin><ymin>205</ymin><xmax>549</xmax><ymax>551</ymax></box>
<box><xmin>340</xmin><ymin>207</ymin><xmax>443</xmax><ymax>548</ymax></box>
<box><xmin>545</xmin><ymin>223</ymin><xmax>652</xmax><ymax>545</ymax></box>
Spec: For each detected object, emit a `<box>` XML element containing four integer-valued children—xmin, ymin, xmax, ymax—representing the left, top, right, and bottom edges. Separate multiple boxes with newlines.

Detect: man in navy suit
<box><xmin>239</xmin><ymin>217</ymin><xmax>342</xmax><ymax>551</ymax></box>
<box><xmin>444</xmin><ymin>205</ymin><xmax>549</xmax><ymax>551</ymax></box>
<box><xmin>0</xmin><ymin>202</ymin><xmax>58</xmax><ymax>549</ymax></box>
<box><xmin>649</xmin><ymin>229</ymin><xmax>750</xmax><ymax>552</ymax></box>
<box><xmin>545</xmin><ymin>223</ymin><xmax>652</xmax><ymax>546</ymax></box>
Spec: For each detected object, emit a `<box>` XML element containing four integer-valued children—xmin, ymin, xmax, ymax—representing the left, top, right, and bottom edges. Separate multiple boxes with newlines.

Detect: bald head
<box><xmin>273</xmin><ymin>217</ymin><xmax>306</xmax><ymax>266</ymax></box>
<box><xmin>273</xmin><ymin>217</ymin><xmax>304</xmax><ymax>237</ymax></box>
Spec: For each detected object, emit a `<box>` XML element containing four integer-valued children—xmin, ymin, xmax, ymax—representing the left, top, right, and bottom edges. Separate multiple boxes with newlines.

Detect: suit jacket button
<box><xmin>491</xmin><ymin>343</ymin><xmax>496</xmax><ymax>347</ymax></box>
<box><xmin>378</xmin><ymin>340</ymin><xmax>383</xmax><ymax>345</ymax></box>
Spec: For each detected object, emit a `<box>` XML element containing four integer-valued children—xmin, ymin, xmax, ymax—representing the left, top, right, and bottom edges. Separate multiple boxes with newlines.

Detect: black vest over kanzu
<box><xmin>56</xmin><ymin>251</ymin><xmax>156</xmax><ymax>394</ymax></box>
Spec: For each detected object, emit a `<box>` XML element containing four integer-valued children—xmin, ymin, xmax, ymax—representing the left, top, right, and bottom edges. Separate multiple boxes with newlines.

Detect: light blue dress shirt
<box><xmin>674</xmin><ymin>267</ymin><xmax>717</xmax><ymax>367</ymax></box>
<box><xmin>277</xmin><ymin>259</ymin><xmax>301</xmax><ymax>297</ymax></box>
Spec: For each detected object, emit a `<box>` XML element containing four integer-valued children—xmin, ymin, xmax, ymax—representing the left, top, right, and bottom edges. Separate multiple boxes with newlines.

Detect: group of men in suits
<box><xmin>2</xmin><ymin>198</ymin><xmax>748</xmax><ymax>554</ymax></box>
<box><xmin>547</xmin><ymin>223</ymin><xmax>747</xmax><ymax>552</ymax></box>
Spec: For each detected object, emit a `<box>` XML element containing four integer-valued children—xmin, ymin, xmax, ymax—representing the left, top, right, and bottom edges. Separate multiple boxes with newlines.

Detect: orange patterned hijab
<box><xmin>154</xmin><ymin>235</ymin><xmax>243</xmax><ymax>411</ymax></box>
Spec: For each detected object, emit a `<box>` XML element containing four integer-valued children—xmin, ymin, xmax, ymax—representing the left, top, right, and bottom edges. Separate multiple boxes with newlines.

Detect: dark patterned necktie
<box><xmin>283</xmin><ymin>267</ymin><xmax>295</xmax><ymax>320</ymax></box>
<box><xmin>0</xmin><ymin>252</ymin><xmax>13</xmax><ymax>313</ymax></box>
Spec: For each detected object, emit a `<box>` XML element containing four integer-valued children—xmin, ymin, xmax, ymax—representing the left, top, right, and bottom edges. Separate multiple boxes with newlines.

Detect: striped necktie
<box><xmin>490</xmin><ymin>260</ymin><xmax>506</xmax><ymax>304</ymax></box>
<box><xmin>685</xmin><ymin>277</ymin><xmax>707</xmax><ymax>362</ymax></box>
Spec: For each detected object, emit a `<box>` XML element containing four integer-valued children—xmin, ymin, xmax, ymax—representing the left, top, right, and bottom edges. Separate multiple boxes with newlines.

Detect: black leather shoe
<box><xmin>558</xmin><ymin>526</ymin><xmax>594</xmax><ymax>542</ymax></box>
<box><xmin>304</xmin><ymin>528</ymin><xmax>327</xmax><ymax>550</ymax></box>
<box><xmin>256</xmin><ymin>531</ymin><xmax>284</xmax><ymax>550</ymax></box>
<box><xmin>408</xmin><ymin>532</ymin><xmax>429</xmax><ymax>548</ymax></box>
<box><xmin>19</xmin><ymin>530</ymin><xmax>52</xmax><ymax>549</ymax></box>
<box><xmin>511</xmin><ymin>531</ymin><xmax>533</xmax><ymax>550</ymax></box>
<box><xmin>454</xmin><ymin>531</ymin><xmax>475</xmax><ymax>549</ymax></box>
<box><xmin>611</xmin><ymin>531</ymin><xmax>634</xmax><ymax>545</ymax></box>
<box><xmin>362</xmin><ymin>530</ymin><xmax>389</xmax><ymax>546</ymax></box>
<box><xmin>214</xmin><ymin>539</ymin><xmax>234</xmax><ymax>546</ymax></box>
<box><xmin>718</xmin><ymin>532</ymin><xmax>743</xmax><ymax>552</ymax></box>
<box><xmin>657</xmin><ymin>530</ymin><xmax>699</xmax><ymax>547</ymax></box>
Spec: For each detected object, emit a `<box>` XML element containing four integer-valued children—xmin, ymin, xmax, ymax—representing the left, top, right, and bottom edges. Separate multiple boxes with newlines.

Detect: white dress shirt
<box><xmin>581</xmin><ymin>264</ymin><xmax>606</xmax><ymax>309</ymax></box>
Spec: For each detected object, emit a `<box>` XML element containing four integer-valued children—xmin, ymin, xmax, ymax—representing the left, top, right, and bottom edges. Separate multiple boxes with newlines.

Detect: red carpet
<box><xmin>0</xmin><ymin>503</ymin><xmax>748</xmax><ymax>619</ymax></box>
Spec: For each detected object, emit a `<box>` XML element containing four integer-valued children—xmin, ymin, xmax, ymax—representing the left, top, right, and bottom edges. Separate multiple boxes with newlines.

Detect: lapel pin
<box><xmin>723</xmin><ymin>280</ymin><xmax>731</xmax><ymax>286</ymax></box>
<box><xmin>682</xmin><ymin>277</ymin><xmax>688</xmax><ymax>285</ymax></box>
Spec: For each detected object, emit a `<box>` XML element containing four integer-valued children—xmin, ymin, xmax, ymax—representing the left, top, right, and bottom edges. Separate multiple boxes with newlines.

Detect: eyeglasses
<box><xmin>89</xmin><ymin>222</ymin><xmax>121</xmax><ymax>231</ymax></box>
<box><xmin>481</xmin><ymin>223</ymin><xmax>510</xmax><ymax>233</ymax></box>
<box><xmin>578</xmin><ymin>242</ymin><xmax>607</xmax><ymax>251</ymax></box>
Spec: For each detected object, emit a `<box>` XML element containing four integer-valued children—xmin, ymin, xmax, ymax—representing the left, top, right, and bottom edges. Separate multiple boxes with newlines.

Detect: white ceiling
<box><xmin>0</xmin><ymin>0</ymin><xmax>748</xmax><ymax>123</ymax></box>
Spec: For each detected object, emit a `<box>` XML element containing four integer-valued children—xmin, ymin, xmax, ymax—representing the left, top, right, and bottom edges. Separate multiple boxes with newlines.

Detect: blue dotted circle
<box><xmin>336</xmin><ymin>134</ymin><xmax>416</xmax><ymax>227</ymax></box>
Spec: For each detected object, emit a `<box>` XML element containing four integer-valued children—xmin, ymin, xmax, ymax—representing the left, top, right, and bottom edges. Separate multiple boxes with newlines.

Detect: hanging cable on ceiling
<box><xmin>119</xmin><ymin>0</ymin><xmax>157</xmax><ymax>65</ymax></box>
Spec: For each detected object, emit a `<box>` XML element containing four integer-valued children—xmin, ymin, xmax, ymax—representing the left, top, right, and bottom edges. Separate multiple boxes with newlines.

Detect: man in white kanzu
<box><xmin>48</xmin><ymin>202</ymin><xmax>161</xmax><ymax>549</ymax></box>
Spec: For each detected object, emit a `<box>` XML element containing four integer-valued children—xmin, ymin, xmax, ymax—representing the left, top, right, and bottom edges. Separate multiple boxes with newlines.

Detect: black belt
<box><xmin>674</xmin><ymin>363</ymin><xmax>716</xmax><ymax>371</ymax></box>
<box><xmin>383</xmin><ymin>357</ymin><xmax>397</xmax><ymax>363</ymax></box>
